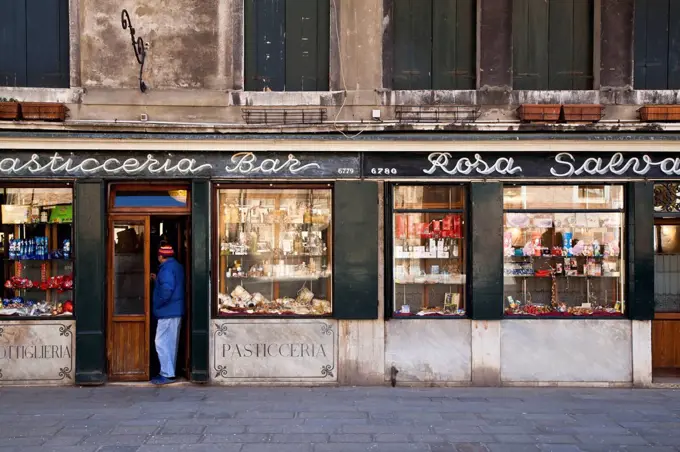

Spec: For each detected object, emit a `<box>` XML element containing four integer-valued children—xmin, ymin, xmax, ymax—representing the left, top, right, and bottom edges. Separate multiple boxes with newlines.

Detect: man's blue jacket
<box><xmin>153</xmin><ymin>257</ymin><xmax>185</xmax><ymax>318</ymax></box>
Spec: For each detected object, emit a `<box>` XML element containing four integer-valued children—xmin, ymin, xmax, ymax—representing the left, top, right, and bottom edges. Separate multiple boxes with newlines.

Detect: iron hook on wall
<box><xmin>121</xmin><ymin>9</ymin><xmax>147</xmax><ymax>93</ymax></box>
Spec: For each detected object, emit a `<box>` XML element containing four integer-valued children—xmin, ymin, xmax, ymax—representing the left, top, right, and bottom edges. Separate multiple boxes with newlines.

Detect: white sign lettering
<box><xmin>0</xmin><ymin>153</ymin><xmax>213</xmax><ymax>176</ymax></box>
<box><xmin>225</xmin><ymin>152</ymin><xmax>321</xmax><ymax>175</ymax></box>
<box><xmin>550</xmin><ymin>152</ymin><xmax>680</xmax><ymax>177</ymax></box>
<box><xmin>424</xmin><ymin>152</ymin><xmax>523</xmax><ymax>176</ymax></box>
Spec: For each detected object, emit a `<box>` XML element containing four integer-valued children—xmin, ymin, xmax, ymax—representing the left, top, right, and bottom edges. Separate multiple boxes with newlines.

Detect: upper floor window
<box><xmin>390</xmin><ymin>0</ymin><xmax>476</xmax><ymax>90</ymax></box>
<box><xmin>0</xmin><ymin>0</ymin><xmax>70</xmax><ymax>88</ymax></box>
<box><xmin>634</xmin><ymin>0</ymin><xmax>680</xmax><ymax>89</ymax></box>
<box><xmin>244</xmin><ymin>0</ymin><xmax>330</xmax><ymax>92</ymax></box>
<box><xmin>513</xmin><ymin>0</ymin><xmax>594</xmax><ymax>90</ymax></box>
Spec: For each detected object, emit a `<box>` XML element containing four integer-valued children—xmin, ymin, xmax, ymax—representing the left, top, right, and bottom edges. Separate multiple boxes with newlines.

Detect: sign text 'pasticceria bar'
<box><xmin>0</xmin><ymin>152</ymin><xmax>361</xmax><ymax>179</ymax></box>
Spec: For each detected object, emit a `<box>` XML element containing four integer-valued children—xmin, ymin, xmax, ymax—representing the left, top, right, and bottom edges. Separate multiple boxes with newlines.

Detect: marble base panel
<box><xmin>385</xmin><ymin>319</ymin><xmax>472</xmax><ymax>384</ymax></box>
<box><xmin>501</xmin><ymin>319</ymin><xmax>632</xmax><ymax>383</ymax></box>
<box><xmin>210</xmin><ymin>319</ymin><xmax>338</xmax><ymax>385</ymax></box>
<box><xmin>0</xmin><ymin>320</ymin><xmax>75</xmax><ymax>385</ymax></box>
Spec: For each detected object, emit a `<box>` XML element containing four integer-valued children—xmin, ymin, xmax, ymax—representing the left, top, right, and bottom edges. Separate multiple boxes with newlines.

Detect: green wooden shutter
<box><xmin>569</xmin><ymin>0</ymin><xmax>594</xmax><ymax>89</ymax></box>
<box><xmin>513</xmin><ymin>0</ymin><xmax>549</xmax><ymax>90</ymax></box>
<box><xmin>635</xmin><ymin>0</ymin><xmax>680</xmax><ymax>89</ymax></box>
<box><xmin>0</xmin><ymin>0</ymin><xmax>27</xmax><ymax>87</ymax></box>
<box><xmin>333</xmin><ymin>181</ymin><xmax>378</xmax><ymax>320</ymax></box>
<box><xmin>26</xmin><ymin>0</ymin><xmax>69</xmax><ymax>88</ymax></box>
<box><xmin>549</xmin><ymin>0</ymin><xmax>575</xmax><ymax>89</ymax></box>
<box><xmin>669</xmin><ymin>1</ymin><xmax>680</xmax><ymax>88</ymax></box>
<box><xmin>514</xmin><ymin>0</ymin><xmax>593</xmax><ymax>90</ymax></box>
<box><xmin>190</xmin><ymin>180</ymin><xmax>210</xmax><ymax>383</ymax></box>
<box><xmin>245</xmin><ymin>0</ymin><xmax>286</xmax><ymax>91</ymax></box>
<box><xmin>74</xmin><ymin>181</ymin><xmax>106</xmax><ymax>385</ymax></box>
<box><xmin>285</xmin><ymin>0</ymin><xmax>329</xmax><ymax>91</ymax></box>
<box><xmin>393</xmin><ymin>0</ymin><xmax>433</xmax><ymax>90</ymax></box>
<box><xmin>432</xmin><ymin>0</ymin><xmax>476</xmax><ymax>90</ymax></box>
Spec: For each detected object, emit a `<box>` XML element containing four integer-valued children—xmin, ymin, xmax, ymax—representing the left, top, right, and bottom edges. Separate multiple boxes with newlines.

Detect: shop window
<box><xmin>503</xmin><ymin>185</ymin><xmax>625</xmax><ymax>317</ymax></box>
<box><xmin>512</xmin><ymin>0</ymin><xmax>594</xmax><ymax>90</ymax></box>
<box><xmin>0</xmin><ymin>186</ymin><xmax>73</xmax><ymax>317</ymax></box>
<box><xmin>634</xmin><ymin>0</ymin><xmax>680</xmax><ymax>89</ymax></box>
<box><xmin>654</xmin><ymin>183</ymin><xmax>680</xmax><ymax>313</ymax></box>
<box><xmin>391</xmin><ymin>0</ymin><xmax>476</xmax><ymax>90</ymax></box>
<box><xmin>244</xmin><ymin>0</ymin><xmax>330</xmax><ymax>91</ymax></box>
<box><xmin>215</xmin><ymin>186</ymin><xmax>332</xmax><ymax>316</ymax></box>
<box><xmin>0</xmin><ymin>0</ymin><xmax>70</xmax><ymax>88</ymax></box>
<box><xmin>390</xmin><ymin>185</ymin><xmax>467</xmax><ymax>317</ymax></box>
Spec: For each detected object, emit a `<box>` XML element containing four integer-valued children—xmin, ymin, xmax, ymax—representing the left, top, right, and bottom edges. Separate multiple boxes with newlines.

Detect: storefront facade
<box><xmin>0</xmin><ymin>138</ymin><xmax>673</xmax><ymax>387</ymax></box>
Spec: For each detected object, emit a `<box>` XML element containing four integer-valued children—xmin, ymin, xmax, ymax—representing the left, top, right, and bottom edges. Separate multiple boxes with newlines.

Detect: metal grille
<box><xmin>241</xmin><ymin>108</ymin><xmax>327</xmax><ymax>125</ymax></box>
<box><xmin>655</xmin><ymin>254</ymin><xmax>680</xmax><ymax>312</ymax></box>
<box><xmin>395</xmin><ymin>105</ymin><xmax>481</xmax><ymax>123</ymax></box>
<box><xmin>654</xmin><ymin>183</ymin><xmax>680</xmax><ymax>213</ymax></box>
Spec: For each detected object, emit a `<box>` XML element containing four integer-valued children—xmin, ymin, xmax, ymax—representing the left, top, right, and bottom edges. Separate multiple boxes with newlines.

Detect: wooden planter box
<box><xmin>20</xmin><ymin>102</ymin><xmax>66</xmax><ymax>122</ymax></box>
<box><xmin>639</xmin><ymin>105</ymin><xmax>680</xmax><ymax>122</ymax></box>
<box><xmin>0</xmin><ymin>102</ymin><xmax>20</xmax><ymax>121</ymax></box>
<box><xmin>518</xmin><ymin>104</ymin><xmax>561</xmax><ymax>123</ymax></box>
<box><xmin>562</xmin><ymin>104</ymin><xmax>604</xmax><ymax>123</ymax></box>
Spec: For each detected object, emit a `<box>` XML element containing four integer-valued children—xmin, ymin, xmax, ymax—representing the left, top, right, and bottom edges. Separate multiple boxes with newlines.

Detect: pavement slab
<box><xmin>0</xmin><ymin>386</ymin><xmax>679</xmax><ymax>451</ymax></box>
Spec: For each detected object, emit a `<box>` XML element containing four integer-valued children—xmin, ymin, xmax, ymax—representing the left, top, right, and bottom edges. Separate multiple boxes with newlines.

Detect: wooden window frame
<box><xmin>0</xmin><ymin>181</ymin><xmax>75</xmax><ymax>321</ymax></box>
<box><xmin>211</xmin><ymin>182</ymin><xmax>334</xmax><ymax>319</ymax></box>
<box><xmin>385</xmin><ymin>183</ymin><xmax>470</xmax><ymax>319</ymax></box>
<box><xmin>0</xmin><ymin>0</ymin><xmax>70</xmax><ymax>88</ymax></box>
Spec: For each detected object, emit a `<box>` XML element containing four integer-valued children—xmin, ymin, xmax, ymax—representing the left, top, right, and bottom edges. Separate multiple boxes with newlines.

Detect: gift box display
<box><xmin>503</xmin><ymin>209</ymin><xmax>624</xmax><ymax>318</ymax></box>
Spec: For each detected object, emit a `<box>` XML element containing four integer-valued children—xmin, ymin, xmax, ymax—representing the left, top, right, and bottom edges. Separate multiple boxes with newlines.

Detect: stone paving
<box><xmin>0</xmin><ymin>385</ymin><xmax>679</xmax><ymax>451</ymax></box>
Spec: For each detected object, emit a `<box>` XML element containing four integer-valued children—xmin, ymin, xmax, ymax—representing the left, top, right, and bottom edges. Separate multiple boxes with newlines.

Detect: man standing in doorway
<box><xmin>150</xmin><ymin>244</ymin><xmax>185</xmax><ymax>385</ymax></box>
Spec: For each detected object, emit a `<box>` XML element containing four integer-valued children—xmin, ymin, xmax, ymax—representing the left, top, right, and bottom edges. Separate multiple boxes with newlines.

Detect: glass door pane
<box><xmin>113</xmin><ymin>221</ymin><xmax>146</xmax><ymax>315</ymax></box>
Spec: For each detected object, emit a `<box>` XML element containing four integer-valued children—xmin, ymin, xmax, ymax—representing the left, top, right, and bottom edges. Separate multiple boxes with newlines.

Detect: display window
<box><xmin>215</xmin><ymin>185</ymin><xmax>332</xmax><ymax>316</ymax></box>
<box><xmin>390</xmin><ymin>185</ymin><xmax>467</xmax><ymax>317</ymax></box>
<box><xmin>503</xmin><ymin>185</ymin><xmax>625</xmax><ymax>317</ymax></box>
<box><xmin>0</xmin><ymin>186</ymin><xmax>74</xmax><ymax>318</ymax></box>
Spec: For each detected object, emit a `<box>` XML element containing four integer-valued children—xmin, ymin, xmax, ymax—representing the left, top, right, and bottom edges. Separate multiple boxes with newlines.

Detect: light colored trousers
<box><xmin>155</xmin><ymin>317</ymin><xmax>181</xmax><ymax>378</ymax></box>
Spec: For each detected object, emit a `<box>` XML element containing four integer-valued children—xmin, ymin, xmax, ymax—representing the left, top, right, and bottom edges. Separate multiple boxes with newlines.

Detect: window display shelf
<box><xmin>504</xmin><ymin>274</ymin><xmax>621</xmax><ymax>278</ymax></box>
<box><xmin>226</xmin><ymin>274</ymin><xmax>330</xmax><ymax>283</ymax></box>
<box><xmin>395</xmin><ymin>275</ymin><xmax>465</xmax><ymax>285</ymax></box>
<box><xmin>5</xmin><ymin>259</ymin><xmax>73</xmax><ymax>263</ymax></box>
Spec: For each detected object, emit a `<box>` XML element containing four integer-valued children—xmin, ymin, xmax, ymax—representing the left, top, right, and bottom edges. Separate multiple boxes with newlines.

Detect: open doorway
<box><xmin>107</xmin><ymin>184</ymin><xmax>192</xmax><ymax>382</ymax></box>
<box><xmin>149</xmin><ymin>216</ymin><xmax>191</xmax><ymax>381</ymax></box>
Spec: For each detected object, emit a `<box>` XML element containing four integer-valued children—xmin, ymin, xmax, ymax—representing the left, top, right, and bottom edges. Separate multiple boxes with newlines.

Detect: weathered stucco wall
<box><xmin>80</xmin><ymin>0</ymin><xmax>219</xmax><ymax>89</ymax></box>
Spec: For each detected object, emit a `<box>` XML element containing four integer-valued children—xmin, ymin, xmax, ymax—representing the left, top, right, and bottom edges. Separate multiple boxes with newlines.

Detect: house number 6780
<box><xmin>370</xmin><ymin>168</ymin><xmax>398</xmax><ymax>175</ymax></box>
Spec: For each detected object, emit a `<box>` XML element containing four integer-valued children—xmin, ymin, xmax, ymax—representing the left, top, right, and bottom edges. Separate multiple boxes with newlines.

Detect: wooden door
<box><xmin>107</xmin><ymin>216</ymin><xmax>150</xmax><ymax>381</ymax></box>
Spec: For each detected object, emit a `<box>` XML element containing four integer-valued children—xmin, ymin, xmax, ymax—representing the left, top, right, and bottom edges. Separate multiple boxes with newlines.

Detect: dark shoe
<box><xmin>151</xmin><ymin>375</ymin><xmax>176</xmax><ymax>385</ymax></box>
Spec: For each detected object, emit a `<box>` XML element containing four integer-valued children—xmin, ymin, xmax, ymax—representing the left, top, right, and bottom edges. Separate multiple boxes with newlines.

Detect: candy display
<box><xmin>4</xmin><ymin>274</ymin><xmax>73</xmax><ymax>292</ymax></box>
<box><xmin>503</xmin><ymin>187</ymin><xmax>625</xmax><ymax>318</ymax></box>
<box><xmin>0</xmin><ymin>189</ymin><xmax>75</xmax><ymax>318</ymax></box>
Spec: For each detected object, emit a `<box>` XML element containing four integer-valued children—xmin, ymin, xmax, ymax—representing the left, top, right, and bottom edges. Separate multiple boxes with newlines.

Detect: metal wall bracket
<box><xmin>121</xmin><ymin>9</ymin><xmax>148</xmax><ymax>93</ymax></box>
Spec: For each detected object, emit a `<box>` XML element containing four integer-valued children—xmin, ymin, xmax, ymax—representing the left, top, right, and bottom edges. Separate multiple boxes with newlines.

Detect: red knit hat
<box><xmin>158</xmin><ymin>245</ymin><xmax>174</xmax><ymax>258</ymax></box>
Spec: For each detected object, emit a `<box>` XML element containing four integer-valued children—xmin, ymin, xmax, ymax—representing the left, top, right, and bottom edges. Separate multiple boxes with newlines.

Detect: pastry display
<box><xmin>217</xmin><ymin>188</ymin><xmax>332</xmax><ymax>316</ymax></box>
<box><xmin>218</xmin><ymin>285</ymin><xmax>331</xmax><ymax>316</ymax></box>
<box><xmin>503</xmin><ymin>186</ymin><xmax>625</xmax><ymax>318</ymax></box>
